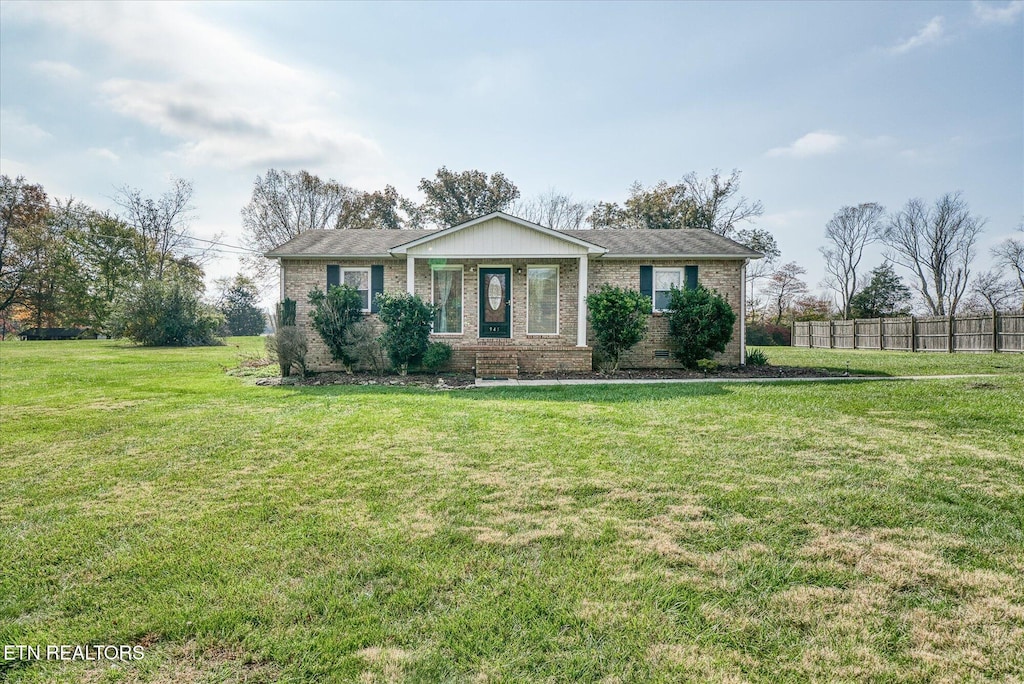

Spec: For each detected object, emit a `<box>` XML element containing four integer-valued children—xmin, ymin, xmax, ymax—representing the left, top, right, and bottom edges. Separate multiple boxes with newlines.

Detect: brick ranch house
<box><xmin>266</xmin><ymin>212</ymin><xmax>762</xmax><ymax>377</ymax></box>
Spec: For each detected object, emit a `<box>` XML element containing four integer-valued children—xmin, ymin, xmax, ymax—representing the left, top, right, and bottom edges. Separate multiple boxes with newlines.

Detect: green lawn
<box><xmin>1</xmin><ymin>340</ymin><xmax>1022</xmax><ymax>682</ymax></box>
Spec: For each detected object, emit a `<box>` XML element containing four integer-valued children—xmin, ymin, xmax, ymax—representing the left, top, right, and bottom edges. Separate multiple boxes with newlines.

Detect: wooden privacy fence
<box><xmin>793</xmin><ymin>314</ymin><xmax>1024</xmax><ymax>353</ymax></box>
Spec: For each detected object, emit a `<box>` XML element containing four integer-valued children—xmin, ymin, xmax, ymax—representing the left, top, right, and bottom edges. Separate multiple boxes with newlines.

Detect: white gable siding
<box><xmin>405</xmin><ymin>217</ymin><xmax>589</xmax><ymax>258</ymax></box>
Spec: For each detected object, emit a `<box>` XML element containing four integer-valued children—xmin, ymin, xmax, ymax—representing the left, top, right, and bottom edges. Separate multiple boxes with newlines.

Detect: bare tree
<box><xmin>764</xmin><ymin>261</ymin><xmax>810</xmax><ymax>325</ymax></box>
<box><xmin>969</xmin><ymin>269</ymin><xmax>1018</xmax><ymax>314</ymax></box>
<box><xmin>241</xmin><ymin>169</ymin><xmax>355</xmax><ymax>278</ymax></box>
<box><xmin>820</xmin><ymin>203</ymin><xmax>885</xmax><ymax>319</ymax></box>
<box><xmin>879</xmin><ymin>192</ymin><xmax>985</xmax><ymax>316</ymax></box>
<box><xmin>681</xmin><ymin>169</ymin><xmax>764</xmax><ymax>237</ymax></box>
<box><xmin>734</xmin><ymin>227</ymin><xmax>780</xmax><ymax>321</ymax></box>
<box><xmin>511</xmin><ymin>189</ymin><xmax>592</xmax><ymax>230</ymax></box>
<box><xmin>991</xmin><ymin>224</ymin><xmax>1024</xmax><ymax>309</ymax></box>
<box><xmin>115</xmin><ymin>178</ymin><xmax>207</xmax><ymax>281</ymax></box>
<box><xmin>418</xmin><ymin>167</ymin><xmax>520</xmax><ymax>228</ymax></box>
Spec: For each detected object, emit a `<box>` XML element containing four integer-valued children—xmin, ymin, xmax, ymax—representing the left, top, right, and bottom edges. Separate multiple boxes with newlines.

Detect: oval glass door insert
<box><xmin>487</xmin><ymin>274</ymin><xmax>503</xmax><ymax>311</ymax></box>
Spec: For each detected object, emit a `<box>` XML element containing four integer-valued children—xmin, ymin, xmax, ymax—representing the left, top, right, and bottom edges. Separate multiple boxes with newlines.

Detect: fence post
<box><xmin>910</xmin><ymin>316</ymin><xmax>917</xmax><ymax>352</ymax></box>
<box><xmin>879</xmin><ymin>318</ymin><xmax>884</xmax><ymax>350</ymax></box>
<box><xmin>829</xmin><ymin>320</ymin><xmax>834</xmax><ymax>348</ymax></box>
<box><xmin>851</xmin><ymin>318</ymin><xmax>857</xmax><ymax>350</ymax></box>
<box><xmin>947</xmin><ymin>315</ymin><xmax>954</xmax><ymax>353</ymax></box>
<box><xmin>993</xmin><ymin>310</ymin><xmax>999</xmax><ymax>353</ymax></box>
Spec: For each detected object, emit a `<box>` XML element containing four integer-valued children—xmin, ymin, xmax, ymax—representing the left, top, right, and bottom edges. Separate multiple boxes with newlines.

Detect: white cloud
<box><xmin>31</xmin><ymin>60</ymin><xmax>83</xmax><ymax>82</ymax></box>
<box><xmin>87</xmin><ymin>147</ymin><xmax>119</xmax><ymax>162</ymax></box>
<box><xmin>767</xmin><ymin>131</ymin><xmax>846</xmax><ymax>158</ymax></box>
<box><xmin>972</xmin><ymin>0</ymin><xmax>1024</xmax><ymax>24</ymax></box>
<box><xmin>9</xmin><ymin>2</ymin><xmax>382</xmax><ymax>171</ymax></box>
<box><xmin>889</xmin><ymin>16</ymin><xmax>945</xmax><ymax>55</ymax></box>
<box><xmin>0</xmin><ymin>108</ymin><xmax>53</xmax><ymax>144</ymax></box>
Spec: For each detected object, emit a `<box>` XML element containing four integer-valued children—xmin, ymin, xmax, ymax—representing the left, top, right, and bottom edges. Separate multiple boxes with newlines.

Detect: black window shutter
<box><xmin>370</xmin><ymin>265</ymin><xmax>384</xmax><ymax>313</ymax></box>
<box><xmin>327</xmin><ymin>265</ymin><xmax>340</xmax><ymax>288</ymax></box>
<box><xmin>685</xmin><ymin>265</ymin><xmax>698</xmax><ymax>290</ymax></box>
<box><xmin>639</xmin><ymin>265</ymin><xmax>653</xmax><ymax>300</ymax></box>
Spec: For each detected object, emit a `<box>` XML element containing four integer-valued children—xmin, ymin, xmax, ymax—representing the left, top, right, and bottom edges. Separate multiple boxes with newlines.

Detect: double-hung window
<box><xmin>653</xmin><ymin>268</ymin><xmax>682</xmax><ymax>312</ymax></box>
<box><xmin>341</xmin><ymin>268</ymin><xmax>371</xmax><ymax>312</ymax></box>
<box><xmin>527</xmin><ymin>266</ymin><xmax>559</xmax><ymax>335</ymax></box>
<box><xmin>432</xmin><ymin>266</ymin><xmax>463</xmax><ymax>334</ymax></box>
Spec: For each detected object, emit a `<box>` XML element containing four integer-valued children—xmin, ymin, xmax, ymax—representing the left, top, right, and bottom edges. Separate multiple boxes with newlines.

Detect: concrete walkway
<box><xmin>474</xmin><ymin>373</ymin><xmax>999</xmax><ymax>387</ymax></box>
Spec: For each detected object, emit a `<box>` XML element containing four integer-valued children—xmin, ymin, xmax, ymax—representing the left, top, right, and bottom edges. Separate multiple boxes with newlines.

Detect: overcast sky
<box><xmin>1</xmin><ymin>1</ymin><xmax>1021</xmax><ymax>304</ymax></box>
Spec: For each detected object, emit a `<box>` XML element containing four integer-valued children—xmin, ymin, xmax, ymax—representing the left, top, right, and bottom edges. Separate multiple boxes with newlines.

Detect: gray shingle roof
<box><xmin>265</xmin><ymin>226</ymin><xmax>761</xmax><ymax>259</ymax></box>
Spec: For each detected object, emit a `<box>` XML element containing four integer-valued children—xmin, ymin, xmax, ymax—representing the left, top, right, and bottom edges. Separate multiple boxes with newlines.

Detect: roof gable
<box><xmin>390</xmin><ymin>212</ymin><xmax>606</xmax><ymax>257</ymax></box>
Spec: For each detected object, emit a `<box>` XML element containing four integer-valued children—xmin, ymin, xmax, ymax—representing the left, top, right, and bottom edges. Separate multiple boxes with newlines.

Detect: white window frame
<box><xmin>653</xmin><ymin>267</ymin><xmax>683</xmax><ymax>313</ymax></box>
<box><xmin>340</xmin><ymin>267</ymin><xmax>372</xmax><ymax>312</ymax></box>
<box><xmin>431</xmin><ymin>265</ymin><xmax>464</xmax><ymax>335</ymax></box>
<box><xmin>526</xmin><ymin>264</ymin><xmax>560</xmax><ymax>336</ymax></box>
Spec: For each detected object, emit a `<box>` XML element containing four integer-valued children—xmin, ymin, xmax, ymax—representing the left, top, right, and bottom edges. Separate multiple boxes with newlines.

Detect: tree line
<box><xmin>0</xmin><ymin>175</ymin><xmax>264</xmax><ymax>340</ymax></box>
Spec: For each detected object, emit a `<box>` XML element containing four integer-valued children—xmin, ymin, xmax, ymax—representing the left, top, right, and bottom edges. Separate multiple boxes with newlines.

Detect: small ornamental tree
<box><xmin>308</xmin><ymin>285</ymin><xmax>365</xmax><ymax>371</ymax></box>
<box><xmin>586</xmin><ymin>285</ymin><xmax>650</xmax><ymax>371</ymax></box>
<box><xmin>376</xmin><ymin>291</ymin><xmax>435</xmax><ymax>375</ymax></box>
<box><xmin>665</xmin><ymin>285</ymin><xmax>736</xmax><ymax>368</ymax></box>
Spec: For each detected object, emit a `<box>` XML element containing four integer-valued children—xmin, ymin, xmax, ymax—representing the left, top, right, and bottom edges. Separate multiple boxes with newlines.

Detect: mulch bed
<box><xmin>254</xmin><ymin>364</ymin><xmax>850</xmax><ymax>389</ymax></box>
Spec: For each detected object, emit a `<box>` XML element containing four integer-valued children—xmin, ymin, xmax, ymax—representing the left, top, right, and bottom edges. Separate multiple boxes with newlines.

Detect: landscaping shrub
<box><xmin>277</xmin><ymin>298</ymin><xmax>297</xmax><ymax>327</ymax></box>
<box><xmin>745</xmin><ymin>321</ymin><xmax>791</xmax><ymax>346</ymax></box>
<box><xmin>343</xmin><ymin>319</ymin><xmax>386</xmax><ymax>375</ymax></box>
<box><xmin>376</xmin><ymin>292</ymin><xmax>435</xmax><ymax>375</ymax></box>
<box><xmin>745</xmin><ymin>348</ymin><xmax>769</xmax><ymax>366</ymax></box>
<box><xmin>113</xmin><ymin>279</ymin><xmax>222</xmax><ymax>347</ymax></box>
<box><xmin>422</xmin><ymin>341</ymin><xmax>453</xmax><ymax>372</ymax></box>
<box><xmin>308</xmin><ymin>285</ymin><xmax>365</xmax><ymax>371</ymax></box>
<box><xmin>265</xmin><ymin>326</ymin><xmax>307</xmax><ymax>377</ymax></box>
<box><xmin>665</xmin><ymin>285</ymin><xmax>735</xmax><ymax>369</ymax></box>
<box><xmin>587</xmin><ymin>284</ymin><xmax>651</xmax><ymax>371</ymax></box>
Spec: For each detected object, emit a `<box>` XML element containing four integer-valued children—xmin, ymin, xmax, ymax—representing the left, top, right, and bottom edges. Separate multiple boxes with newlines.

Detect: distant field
<box><xmin>1</xmin><ymin>340</ymin><xmax>1022</xmax><ymax>682</ymax></box>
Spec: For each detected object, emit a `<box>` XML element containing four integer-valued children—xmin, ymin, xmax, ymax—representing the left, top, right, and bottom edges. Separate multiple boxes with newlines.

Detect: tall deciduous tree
<box><xmin>335</xmin><ymin>184</ymin><xmax>418</xmax><ymax>230</ymax></box>
<box><xmin>0</xmin><ymin>176</ymin><xmax>49</xmax><ymax>322</ymax></box>
<box><xmin>820</xmin><ymin>203</ymin><xmax>885</xmax><ymax>319</ymax></box>
<box><xmin>585</xmin><ymin>170</ymin><xmax>762</xmax><ymax>235</ymax></box>
<box><xmin>991</xmin><ymin>224</ymin><xmax>1024</xmax><ymax>309</ymax></box>
<box><xmin>765</xmin><ymin>262</ymin><xmax>809</xmax><ymax>325</ymax></box>
<box><xmin>511</xmin><ymin>189</ymin><xmax>592</xmax><ymax>230</ymax></box>
<box><xmin>115</xmin><ymin>178</ymin><xmax>203</xmax><ymax>282</ymax></box>
<box><xmin>418</xmin><ymin>167</ymin><xmax>520</xmax><ymax>227</ymax></box>
<box><xmin>681</xmin><ymin>169</ymin><xmax>763</xmax><ymax>237</ymax></box>
<box><xmin>880</xmin><ymin>193</ymin><xmax>985</xmax><ymax>317</ymax></box>
<box><xmin>734</xmin><ymin>227</ymin><xmax>780</xmax><ymax>321</ymax></box>
<box><xmin>969</xmin><ymin>270</ymin><xmax>1017</xmax><ymax>315</ymax></box>
<box><xmin>241</xmin><ymin>169</ymin><xmax>354</xmax><ymax>276</ymax></box>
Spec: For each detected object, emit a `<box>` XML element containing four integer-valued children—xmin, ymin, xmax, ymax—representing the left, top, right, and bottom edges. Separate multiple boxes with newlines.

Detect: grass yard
<box><xmin>1</xmin><ymin>339</ymin><xmax>1023</xmax><ymax>683</ymax></box>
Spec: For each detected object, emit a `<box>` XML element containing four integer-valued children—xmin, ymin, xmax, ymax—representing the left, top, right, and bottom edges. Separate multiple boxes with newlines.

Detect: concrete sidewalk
<box><xmin>474</xmin><ymin>373</ymin><xmax>999</xmax><ymax>387</ymax></box>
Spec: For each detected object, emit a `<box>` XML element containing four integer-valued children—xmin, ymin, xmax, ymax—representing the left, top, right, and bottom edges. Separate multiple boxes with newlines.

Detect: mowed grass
<box><xmin>1</xmin><ymin>340</ymin><xmax>1022</xmax><ymax>683</ymax></box>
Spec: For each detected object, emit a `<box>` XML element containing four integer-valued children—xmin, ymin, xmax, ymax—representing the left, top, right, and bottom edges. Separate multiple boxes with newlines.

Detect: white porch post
<box><xmin>577</xmin><ymin>254</ymin><xmax>588</xmax><ymax>347</ymax></box>
<box><xmin>406</xmin><ymin>256</ymin><xmax>415</xmax><ymax>295</ymax></box>
<box><xmin>740</xmin><ymin>259</ymin><xmax>748</xmax><ymax>365</ymax></box>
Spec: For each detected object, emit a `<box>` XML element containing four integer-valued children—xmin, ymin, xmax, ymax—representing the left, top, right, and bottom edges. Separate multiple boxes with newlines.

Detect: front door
<box><xmin>479</xmin><ymin>268</ymin><xmax>511</xmax><ymax>338</ymax></box>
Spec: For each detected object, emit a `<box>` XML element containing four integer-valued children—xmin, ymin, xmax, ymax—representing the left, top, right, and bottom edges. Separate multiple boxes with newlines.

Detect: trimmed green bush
<box><xmin>277</xmin><ymin>298</ymin><xmax>297</xmax><ymax>327</ymax></box>
<box><xmin>586</xmin><ymin>284</ymin><xmax>651</xmax><ymax>371</ymax></box>
<box><xmin>376</xmin><ymin>292</ymin><xmax>435</xmax><ymax>375</ymax></box>
<box><xmin>665</xmin><ymin>285</ymin><xmax>736</xmax><ymax>369</ymax></box>
<box><xmin>308</xmin><ymin>285</ymin><xmax>365</xmax><ymax>371</ymax></box>
<box><xmin>422</xmin><ymin>341</ymin><xmax>453</xmax><ymax>372</ymax></box>
<box><xmin>113</xmin><ymin>279</ymin><xmax>222</xmax><ymax>347</ymax></box>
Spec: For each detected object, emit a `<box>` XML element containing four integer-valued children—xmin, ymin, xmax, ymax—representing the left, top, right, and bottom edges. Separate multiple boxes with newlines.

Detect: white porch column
<box><xmin>406</xmin><ymin>256</ymin><xmax>415</xmax><ymax>295</ymax></box>
<box><xmin>577</xmin><ymin>254</ymin><xmax>588</xmax><ymax>347</ymax></box>
<box><xmin>740</xmin><ymin>259</ymin><xmax>748</xmax><ymax>364</ymax></box>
